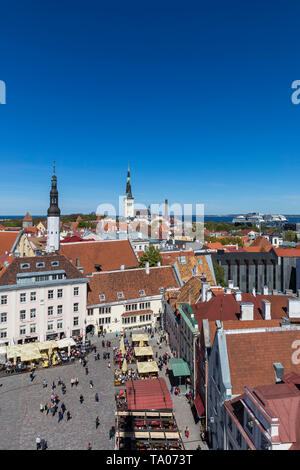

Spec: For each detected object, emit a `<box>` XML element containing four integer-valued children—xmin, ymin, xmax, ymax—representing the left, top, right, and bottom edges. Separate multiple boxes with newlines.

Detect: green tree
<box><xmin>284</xmin><ymin>230</ymin><xmax>298</xmax><ymax>242</ymax></box>
<box><xmin>213</xmin><ymin>262</ymin><xmax>228</xmax><ymax>287</ymax></box>
<box><xmin>139</xmin><ymin>244</ymin><xmax>162</xmax><ymax>267</ymax></box>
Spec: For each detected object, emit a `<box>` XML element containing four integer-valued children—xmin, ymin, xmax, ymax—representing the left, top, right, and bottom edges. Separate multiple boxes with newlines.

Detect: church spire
<box><xmin>47</xmin><ymin>161</ymin><xmax>60</xmax><ymax>217</ymax></box>
<box><xmin>126</xmin><ymin>162</ymin><xmax>133</xmax><ymax>199</ymax></box>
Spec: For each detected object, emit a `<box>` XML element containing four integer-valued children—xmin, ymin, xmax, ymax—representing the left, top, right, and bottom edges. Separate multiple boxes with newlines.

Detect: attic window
<box><xmin>159</xmin><ymin>287</ymin><xmax>164</xmax><ymax>294</ymax></box>
<box><xmin>21</xmin><ymin>263</ymin><xmax>30</xmax><ymax>269</ymax></box>
<box><xmin>51</xmin><ymin>261</ymin><xmax>59</xmax><ymax>267</ymax></box>
<box><xmin>36</xmin><ymin>262</ymin><xmax>45</xmax><ymax>268</ymax></box>
<box><xmin>179</xmin><ymin>256</ymin><xmax>186</xmax><ymax>264</ymax></box>
<box><xmin>139</xmin><ymin>290</ymin><xmax>146</xmax><ymax>297</ymax></box>
<box><xmin>99</xmin><ymin>294</ymin><xmax>106</xmax><ymax>301</ymax></box>
<box><xmin>117</xmin><ymin>292</ymin><xmax>124</xmax><ymax>299</ymax></box>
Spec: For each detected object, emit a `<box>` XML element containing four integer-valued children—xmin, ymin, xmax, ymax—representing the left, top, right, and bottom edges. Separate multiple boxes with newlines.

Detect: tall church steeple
<box><xmin>124</xmin><ymin>162</ymin><xmax>134</xmax><ymax>218</ymax></box>
<box><xmin>126</xmin><ymin>161</ymin><xmax>133</xmax><ymax>199</ymax></box>
<box><xmin>46</xmin><ymin>162</ymin><xmax>61</xmax><ymax>252</ymax></box>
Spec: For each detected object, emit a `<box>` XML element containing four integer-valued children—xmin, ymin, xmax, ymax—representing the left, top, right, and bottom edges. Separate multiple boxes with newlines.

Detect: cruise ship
<box><xmin>232</xmin><ymin>213</ymin><xmax>287</xmax><ymax>226</ymax></box>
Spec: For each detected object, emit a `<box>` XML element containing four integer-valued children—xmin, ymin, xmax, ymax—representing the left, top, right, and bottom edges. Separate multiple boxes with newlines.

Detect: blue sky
<box><xmin>1</xmin><ymin>0</ymin><xmax>300</xmax><ymax>215</ymax></box>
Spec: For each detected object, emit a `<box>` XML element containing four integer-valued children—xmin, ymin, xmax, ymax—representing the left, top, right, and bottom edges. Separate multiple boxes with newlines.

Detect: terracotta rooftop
<box><xmin>0</xmin><ymin>254</ymin><xmax>86</xmax><ymax>286</ymax></box>
<box><xmin>225</xmin><ymin>328</ymin><xmax>300</xmax><ymax>395</ymax></box>
<box><xmin>87</xmin><ymin>266</ymin><xmax>180</xmax><ymax>306</ymax></box>
<box><xmin>0</xmin><ymin>231</ymin><xmax>20</xmax><ymax>256</ymax></box>
<box><xmin>59</xmin><ymin>239</ymin><xmax>139</xmax><ymax>274</ymax></box>
<box><xmin>245</xmin><ymin>236</ymin><xmax>272</xmax><ymax>252</ymax></box>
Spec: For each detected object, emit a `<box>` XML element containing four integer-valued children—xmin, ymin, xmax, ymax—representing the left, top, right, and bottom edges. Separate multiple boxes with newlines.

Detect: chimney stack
<box><xmin>120</xmin><ymin>264</ymin><xmax>125</xmax><ymax>270</ymax></box>
<box><xmin>228</xmin><ymin>280</ymin><xmax>234</xmax><ymax>289</ymax></box>
<box><xmin>262</xmin><ymin>299</ymin><xmax>271</xmax><ymax>320</ymax></box>
<box><xmin>287</xmin><ymin>298</ymin><xmax>300</xmax><ymax>318</ymax></box>
<box><xmin>240</xmin><ymin>302</ymin><xmax>254</xmax><ymax>321</ymax></box>
<box><xmin>234</xmin><ymin>290</ymin><xmax>242</xmax><ymax>302</ymax></box>
<box><xmin>252</xmin><ymin>287</ymin><xmax>256</xmax><ymax>297</ymax></box>
<box><xmin>145</xmin><ymin>261</ymin><xmax>150</xmax><ymax>275</ymax></box>
<box><xmin>263</xmin><ymin>285</ymin><xmax>269</xmax><ymax>295</ymax></box>
<box><xmin>201</xmin><ymin>282</ymin><xmax>209</xmax><ymax>302</ymax></box>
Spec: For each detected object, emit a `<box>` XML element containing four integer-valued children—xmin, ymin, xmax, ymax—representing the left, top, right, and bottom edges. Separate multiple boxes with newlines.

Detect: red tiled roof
<box><xmin>0</xmin><ymin>232</ymin><xmax>20</xmax><ymax>256</ymax></box>
<box><xmin>59</xmin><ymin>240</ymin><xmax>139</xmax><ymax>274</ymax></box>
<box><xmin>23</xmin><ymin>212</ymin><xmax>32</xmax><ymax>221</ymax></box>
<box><xmin>87</xmin><ymin>266</ymin><xmax>179</xmax><ymax>305</ymax></box>
<box><xmin>245</xmin><ymin>236</ymin><xmax>272</xmax><ymax>252</ymax></box>
<box><xmin>126</xmin><ymin>378</ymin><xmax>173</xmax><ymax>410</ymax></box>
<box><xmin>225</xmin><ymin>328</ymin><xmax>300</xmax><ymax>395</ymax></box>
<box><xmin>274</xmin><ymin>248</ymin><xmax>300</xmax><ymax>258</ymax></box>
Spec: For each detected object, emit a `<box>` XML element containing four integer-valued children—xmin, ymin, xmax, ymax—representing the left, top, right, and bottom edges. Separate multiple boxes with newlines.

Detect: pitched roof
<box><xmin>23</xmin><ymin>212</ymin><xmax>32</xmax><ymax>221</ymax></box>
<box><xmin>192</xmin><ymin>293</ymin><xmax>294</xmax><ymax>325</ymax></box>
<box><xmin>245</xmin><ymin>236</ymin><xmax>272</xmax><ymax>252</ymax></box>
<box><xmin>0</xmin><ymin>231</ymin><xmax>20</xmax><ymax>256</ymax></box>
<box><xmin>0</xmin><ymin>254</ymin><xmax>86</xmax><ymax>286</ymax></box>
<box><xmin>126</xmin><ymin>378</ymin><xmax>173</xmax><ymax>411</ymax></box>
<box><xmin>225</xmin><ymin>328</ymin><xmax>300</xmax><ymax>395</ymax></box>
<box><xmin>87</xmin><ymin>266</ymin><xmax>180</xmax><ymax>305</ymax></box>
<box><xmin>274</xmin><ymin>248</ymin><xmax>300</xmax><ymax>258</ymax></box>
<box><xmin>59</xmin><ymin>239</ymin><xmax>138</xmax><ymax>274</ymax></box>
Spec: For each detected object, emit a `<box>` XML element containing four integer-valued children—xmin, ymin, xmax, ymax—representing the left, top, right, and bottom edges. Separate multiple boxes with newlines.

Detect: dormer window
<box><xmin>99</xmin><ymin>294</ymin><xmax>106</xmax><ymax>302</ymax></box>
<box><xmin>159</xmin><ymin>287</ymin><xmax>164</xmax><ymax>294</ymax></box>
<box><xmin>20</xmin><ymin>263</ymin><xmax>30</xmax><ymax>269</ymax></box>
<box><xmin>117</xmin><ymin>292</ymin><xmax>124</xmax><ymax>299</ymax></box>
<box><xmin>51</xmin><ymin>261</ymin><xmax>59</xmax><ymax>267</ymax></box>
<box><xmin>36</xmin><ymin>262</ymin><xmax>45</xmax><ymax>268</ymax></box>
<box><xmin>139</xmin><ymin>290</ymin><xmax>146</xmax><ymax>297</ymax></box>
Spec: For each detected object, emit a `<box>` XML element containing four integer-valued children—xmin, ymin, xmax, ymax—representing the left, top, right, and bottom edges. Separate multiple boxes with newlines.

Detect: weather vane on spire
<box><xmin>53</xmin><ymin>160</ymin><xmax>56</xmax><ymax>175</ymax></box>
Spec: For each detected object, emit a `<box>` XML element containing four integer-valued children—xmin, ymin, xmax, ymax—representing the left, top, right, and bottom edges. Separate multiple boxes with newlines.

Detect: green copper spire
<box><xmin>126</xmin><ymin>162</ymin><xmax>133</xmax><ymax>198</ymax></box>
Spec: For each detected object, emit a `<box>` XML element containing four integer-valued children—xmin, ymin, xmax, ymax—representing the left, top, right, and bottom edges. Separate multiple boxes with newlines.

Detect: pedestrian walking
<box><xmin>107</xmin><ymin>362</ymin><xmax>111</xmax><ymax>369</ymax></box>
<box><xmin>36</xmin><ymin>436</ymin><xmax>41</xmax><ymax>450</ymax></box>
<box><xmin>95</xmin><ymin>392</ymin><xmax>99</xmax><ymax>402</ymax></box>
<box><xmin>66</xmin><ymin>411</ymin><xmax>72</xmax><ymax>421</ymax></box>
<box><xmin>61</xmin><ymin>402</ymin><xmax>66</xmax><ymax>413</ymax></box>
<box><xmin>85</xmin><ymin>366</ymin><xmax>89</xmax><ymax>375</ymax></box>
<box><xmin>80</xmin><ymin>394</ymin><xmax>84</xmax><ymax>404</ymax></box>
<box><xmin>42</xmin><ymin>379</ymin><xmax>47</xmax><ymax>388</ymax></box>
<box><xmin>71</xmin><ymin>378</ymin><xmax>74</xmax><ymax>388</ymax></box>
<box><xmin>41</xmin><ymin>438</ymin><xmax>47</xmax><ymax>450</ymax></box>
<box><xmin>97</xmin><ymin>353</ymin><xmax>100</xmax><ymax>360</ymax></box>
<box><xmin>109</xmin><ymin>426</ymin><xmax>115</xmax><ymax>439</ymax></box>
<box><xmin>96</xmin><ymin>416</ymin><xmax>100</xmax><ymax>429</ymax></box>
<box><xmin>185</xmin><ymin>426</ymin><xmax>190</xmax><ymax>439</ymax></box>
<box><xmin>40</xmin><ymin>403</ymin><xmax>44</xmax><ymax>413</ymax></box>
<box><xmin>87</xmin><ymin>442</ymin><xmax>92</xmax><ymax>450</ymax></box>
<box><xmin>52</xmin><ymin>381</ymin><xmax>56</xmax><ymax>390</ymax></box>
<box><xmin>58</xmin><ymin>411</ymin><xmax>63</xmax><ymax>423</ymax></box>
<box><xmin>170</xmin><ymin>386</ymin><xmax>174</xmax><ymax>394</ymax></box>
<box><xmin>58</xmin><ymin>377</ymin><xmax>62</xmax><ymax>386</ymax></box>
<box><xmin>89</xmin><ymin>380</ymin><xmax>93</xmax><ymax>389</ymax></box>
<box><xmin>94</xmin><ymin>353</ymin><xmax>97</xmax><ymax>361</ymax></box>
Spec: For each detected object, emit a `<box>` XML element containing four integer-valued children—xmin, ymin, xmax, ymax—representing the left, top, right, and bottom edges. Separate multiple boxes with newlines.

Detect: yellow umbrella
<box><xmin>120</xmin><ymin>337</ymin><xmax>125</xmax><ymax>356</ymax></box>
<box><xmin>139</xmin><ymin>340</ymin><xmax>144</xmax><ymax>347</ymax></box>
<box><xmin>122</xmin><ymin>358</ymin><xmax>128</xmax><ymax>373</ymax></box>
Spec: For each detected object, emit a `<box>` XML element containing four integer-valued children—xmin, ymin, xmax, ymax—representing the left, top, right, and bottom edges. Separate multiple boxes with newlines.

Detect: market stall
<box><xmin>131</xmin><ymin>334</ymin><xmax>149</xmax><ymax>347</ymax></box>
<box><xmin>134</xmin><ymin>346</ymin><xmax>153</xmax><ymax>362</ymax></box>
<box><xmin>137</xmin><ymin>361</ymin><xmax>159</xmax><ymax>378</ymax></box>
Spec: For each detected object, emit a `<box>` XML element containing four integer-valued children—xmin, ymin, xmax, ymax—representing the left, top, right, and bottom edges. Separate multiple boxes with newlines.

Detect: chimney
<box><xmin>252</xmin><ymin>287</ymin><xmax>256</xmax><ymax>297</ymax></box>
<box><xmin>206</xmin><ymin>290</ymin><xmax>213</xmax><ymax>302</ymax></box>
<box><xmin>234</xmin><ymin>290</ymin><xmax>242</xmax><ymax>302</ymax></box>
<box><xmin>273</xmin><ymin>363</ymin><xmax>284</xmax><ymax>383</ymax></box>
<box><xmin>157</xmin><ymin>261</ymin><xmax>161</xmax><ymax>267</ymax></box>
<box><xmin>262</xmin><ymin>299</ymin><xmax>271</xmax><ymax>320</ymax></box>
<box><xmin>263</xmin><ymin>285</ymin><xmax>269</xmax><ymax>295</ymax></box>
<box><xmin>240</xmin><ymin>302</ymin><xmax>254</xmax><ymax>321</ymax></box>
<box><xmin>120</xmin><ymin>264</ymin><xmax>125</xmax><ymax>270</ymax></box>
<box><xmin>201</xmin><ymin>282</ymin><xmax>209</xmax><ymax>302</ymax></box>
<box><xmin>224</xmin><ymin>287</ymin><xmax>231</xmax><ymax>295</ymax></box>
<box><xmin>287</xmin><ymin>298</ymin><xmax>300</xmax><ymax>318</ymax></box>
<box><xmin>228</xmin><ymin>280</ymin><xmax>234</xmax><ymax>289</ymax></box>
<box><xmin>145</xmin><ymin>261</ymin><xmax>150</xmax><ymax>275</ymax></box>
<box><xmin>272</xmin><ymin>289</ymin><xmax>278</xmax><ymax>295</ymax></box>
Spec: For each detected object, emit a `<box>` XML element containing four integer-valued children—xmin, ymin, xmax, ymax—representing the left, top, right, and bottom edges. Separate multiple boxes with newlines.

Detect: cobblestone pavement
<box><xmin>0</xmin><ymin>332</ymin><xmax>121</xmax><ymax>450</ymax></box>
<box><xmin>0</xmin><ymin>328</ymin><xmax>208</xmax><ymax>450</ymax></box>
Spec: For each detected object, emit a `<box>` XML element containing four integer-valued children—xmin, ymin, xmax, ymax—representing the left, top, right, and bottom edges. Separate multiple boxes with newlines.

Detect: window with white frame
<box><xmin>73</xmin><ymin>287</ymin><xmax>79</xmax><ymax>296</ymax></box>
<box><xmin>57</xmin><ymin>320</ymin><xmax>63</xmax><ymax>329</ymax></box>
<box><xmin>99</xmin><ymin>294</ymin><xmax>105</xmax><ymax>301</ymax></box>
<box><xmin>139</xmin><ymin>290</ymin><xmax>146</xmax><ymax>297</ymax></box>
<box><xmin>20</xmin><ymin>310</ymin><xmax>26</xmax><ymax>321</ymax></box>
<box><xmin>73</xmin><ymin>317</ymin><xmax>79</xmax><ymax>326</ymax></box>
<box><xmin>47</xmin><ymin>322</ymin><xmax>53</xmax><ymax>331</ymax></box>
<box><xmin>30</xmin><ymin>308</ymin><xmax>36</xmax><ymax>319</ymax></box>
<box><xmin>48</xmin><ymin>290</ymin><xmax>54</xmax><ymax>299</ymax></box>
<box><xmin>30</xmin><ymin>324</ymin><xmax>36</xmax><ymax>334</ymax></box>
<box><xmin>125</xmin><ymin>304</ymin><xmax>137</xmax><ymax>312</ymax></box>
<box><xmin>0</xmin><ymin>312</ymin><xmax>7</xmax><ymax>323</ymax></box>
<box><xmin>30</xmin><ymin>291</ymin><xmax>36</xmax><ymax>301</ymax></box>
<box><xmin>87</xmin><ymin>309</ymin><xmax>93</xmax><ymax>316</ymax></box>
<box><xmin>99</xmin><ymin>307</ymin><xmax>111</xmax><ymax>314</ymax></box>
<box><xmin>57</xmin><ymin>305</ymin><xmax>63</xmax><ymax>315</ymax></box>
<box><xmin>20</xmin><ymin>326</ymin><xmax>26</xmax><ymax>335</ymax></box>
<box><xmin>0</xmin><ymin>329</ymin><xmax>7</xmax><ymax>338</ymax></box>
<box><xmin>57</xmin><ymin>289</ymin><xmax>63</xmax><ymax>298</ymax></box>
<box><xmin>73</xmin><ymin>303</ymin><xmax>79</xmax><ymax>312</ymax></box>
<box><xmin>117</xmin><ymin>292</ymin><xmax>124</xmax><ymax>299</ymax></box>
<box><xmin>139</xmin><ymin>302</ymin><xmax>150</xmax><ymax>310</ymax></box>
<box><xmin>48</xmin><ymin>306</ymin><xmax>53</xmax><ymax>316</ymax></box>
<box><xmin>1</xmin><ymin>295</ymin><xmax>7</xmax><ymax>305</ymax></box>
<box><xmin>20</xmin><ymin>293</ymin><xmax>26</xmax><ymax>303</ymax></box>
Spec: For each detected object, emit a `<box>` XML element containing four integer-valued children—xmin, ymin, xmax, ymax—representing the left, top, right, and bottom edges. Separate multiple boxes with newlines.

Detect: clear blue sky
<box><xmin>1</xmin><ymin>0</ymin><xmax>300</xmax><ymax>215</ymax></box>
